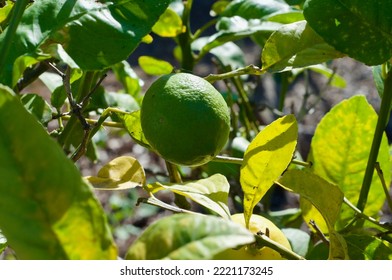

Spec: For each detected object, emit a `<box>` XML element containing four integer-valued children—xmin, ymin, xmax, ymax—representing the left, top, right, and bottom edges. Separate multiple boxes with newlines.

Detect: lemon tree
<box><xmin>213</xmin><ymin>214</ymin><xmax>292</xmax><ymax>260</ymax></box>
<box><xmin>141</xmin><ymin>73</ymin><xmax>231</xmax><ymax>166</ymax></box>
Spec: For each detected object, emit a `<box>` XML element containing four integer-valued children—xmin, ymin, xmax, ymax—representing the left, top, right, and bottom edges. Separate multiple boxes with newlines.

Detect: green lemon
<box><xmin>140</xmin><ymin>73</ymin><xmax>230</xmax><ymax>166</ymax></box>
<box><xmin>214</xmin><ymin>214</ymin><xmax>292</xmax><ymax>260</ymax></box>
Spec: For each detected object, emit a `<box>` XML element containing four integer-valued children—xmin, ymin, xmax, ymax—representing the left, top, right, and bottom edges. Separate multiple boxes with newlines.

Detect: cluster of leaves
<box><xmin>0</xmin><ymin>0</ymin><xmax>392</xmax><ymax>260</ymax></box>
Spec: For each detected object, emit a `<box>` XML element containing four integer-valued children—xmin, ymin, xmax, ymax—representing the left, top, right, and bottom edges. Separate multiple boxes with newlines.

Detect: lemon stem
<box><xmin>165</xmin><ymin>161</ymin><xmax>191</xmax><ymax>210</ymax></box>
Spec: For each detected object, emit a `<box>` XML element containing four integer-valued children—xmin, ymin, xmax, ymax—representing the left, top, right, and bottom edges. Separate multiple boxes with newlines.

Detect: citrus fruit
<box><xmin>214</xmin><ymin>213</ymin><xmax>292</xmax><ymax>260</ymax></box>
<box><xmin>140</xmin><ymin>73</ymin><xmax>230</xmax><ymax>166</ymax></box>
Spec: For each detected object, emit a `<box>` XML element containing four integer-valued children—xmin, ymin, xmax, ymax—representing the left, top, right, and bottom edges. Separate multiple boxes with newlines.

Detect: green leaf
<box><xmin>0</xmin><ymin>1</ymin><xmax>14</xmax><ymax>24</ymax></box>
<box><xmin>138</xmin><ymin>56</ymin><xmax>174</xmax><ymax>76</ymax></box>
<box><xmin>125</xmin><ymin>214</ymin><xmax>255</xmax><ymax>260</ymax></box>
<box><xmin>147</xmin><ymin>174</ymin><xmax>231</xmax><ymax>219</ymax></box>
<box><xmin>303</xmin><ymin>0</ymin><xmax>392</xmax><ymax>65</ymax></box>
<box><xmin>277</xmin><ymin>169</ymin><xmax>348</xmax><ymax>260</ymax></box>
<box><xmin>152</xmin><ymin>7</ymin><xmax>184</xmax><ymax>37</ymax></box>
<box><xmin>0</xmin><ymin>85</ymin><xmax>117</xmax><ymax>259</ymax></box>
<box><xmin>281</xmin><ymin>228</ymin><xmax>310</xmax><ymax>257</ymax></box>
<box><xmin>0</xmin><ymin>0</ymin><xmax>171</xmax><ymax>86</ymax></box>
<box><xmin>240</xmin><ymin>114</ymin><xmax>298</xmax><ymax>227</ymax></box>
<box><xmin>261</xmin><ymin>20</ymin><xmax>344</xmax><ymax>72</ymax></box>
<box><xmin>112</xmin><ymin>61</ymin><xmax>143</xmax><ymax>101</ymax></box>
<box><xmin>197</xmin><ymin>16</ymin><xmax>282</xmax><ymax>59</ymax></box>
<box><xmin>222</xmin><ymin>0</ymin><xmax>292</xmax><ymax>20</ymax></box>
<box><xmin>20</xmin><ymin>93</ymin><xmax>53</xmax><ymax>125</ymax></box>
<box><xmin>193</xmin><ymin>39</ymin><xmax>246</xmax><ymax>70</ymax></box>
<box><xmin>86</xmin><ymin>156</ymin><xmax>146</xmax><ymax>190</ymax></box>
<box><xmin>291</xmin><ymin>64</ymin><xmax>347</xmax><ymax>89</ymax></box>
<box><xmin>113</xmin><ymin>109</ymin><xmax>151</xmax><ymax>149</ymax></box>
<box><xmin>307</xmin><ymin>95</ymin><xmax>391</xmax><ymax>230</ymax></box>
<box><xmin>345</xmin><ymin>234</ymin><xmax>392</xmax><ymax>260</ymax></box>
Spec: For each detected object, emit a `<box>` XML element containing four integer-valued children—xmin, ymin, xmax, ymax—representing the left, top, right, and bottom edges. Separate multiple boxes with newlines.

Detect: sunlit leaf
<box><xmin>240</xmin><ymin>114</ymin><xmax>297</xmax><ymax>228</ymax></box>
<box><xmin>261</xmin><ymin>20</ymin><xmax>344</xmax><ymax>72</ymax></box>
<box><xmin>86</xmin><ymin>156</ymin><xmax>146</xmax><ymax>190</ymax></box>
<box><xmin>277</xmin><ymin>169</ymin><xmax>348</xmax><ymax>260</ymax></box>
<box><xmin>0</xmin><ymin>86</ymin><xmax>117</xmax><ymax>259</ymax></box>
<box><xmin>304</xmin><ymin>0</ymin><xmax>392</xmax><ymax>65</ymax></box>
<box><xmin>138</xmin><ymin>56</ymin><xmax>174</xmax><ymax>76</ymax></box>
<box><xmin>125</xmin><ymin>214</ymin><xmax>255</xmax><ymax>260</ymax></box>
<box><xmin>147</xmin><ymin>174</ymin><xmax>231</xmax><ymax>219</ymax></box>
<box><xmin>152</xmin><ymin>7</ymin><xmax>184</xmax><ymax>37</ymax></box>
<box><xmin>307</xmin><ymin>95</ymin><xmax>391</xmax><ymax>230</ymax></box>
<box><xmin>222</xmin><ymin>0</ymin><xmax>292</xmax><ymax>20</ymax></box>
<box><xmin>112</xmin><ymin>110</ymin><xmax>150</xmax><ymax>149</ymax></box>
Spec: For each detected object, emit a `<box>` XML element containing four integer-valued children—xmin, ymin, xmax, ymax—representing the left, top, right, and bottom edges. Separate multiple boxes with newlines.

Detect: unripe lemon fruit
<box><xmin>140</xmin><ymin>73</ymin><xmax>230</xmax><ymax>166</ymax></box>
<box><xmin>214</xmin><ymin>214</ymin><xmax>292</xmax><ymax>260</ymax></box>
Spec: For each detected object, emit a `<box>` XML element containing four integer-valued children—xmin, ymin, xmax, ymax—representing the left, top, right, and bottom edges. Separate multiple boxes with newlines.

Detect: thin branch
<box><xmin>309</xmin><ymin>219</ymin><xmax>330</xmax><ymax>245</ymax></box>
<box><xmin>375</xmin><ymin>162</ymin><xmax>392</xmax><ymax>213</ymax></box>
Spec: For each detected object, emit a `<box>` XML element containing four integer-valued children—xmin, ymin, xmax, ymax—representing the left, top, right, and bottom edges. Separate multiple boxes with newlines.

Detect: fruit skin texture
<box><xmin>140</xmin><ymin>73</ymin><xmax>230</xmax><ymax>166</ymax></box>
<box><xmin>214</xmin><ymin>214</ymin><xmax>292</xmax><ymax>260</ymax></box>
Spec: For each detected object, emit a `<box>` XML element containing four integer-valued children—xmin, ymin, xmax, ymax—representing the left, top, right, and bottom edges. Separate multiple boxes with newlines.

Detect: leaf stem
<box><xmin>204</xmin><ymin>64</ymin><xmax>265</xmax><ymax>83</ymax></box>
<box><xmin>213</xmin><ymin>155</ymin><xmax>311</xmax><ymax>167</ymax></box>
<box><xmin>357</xmin><ymin>69</ymin><xmax>392</xmax><ymax>212</ymax></box>
<box><xmin>375</xmin><ymin>162</ymin><xmax>392</xmax><ymax>213</ymax></box>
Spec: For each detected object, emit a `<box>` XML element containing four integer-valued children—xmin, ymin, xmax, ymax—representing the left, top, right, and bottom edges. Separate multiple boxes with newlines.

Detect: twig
<box><xmin>309</xmin><ymin>219</ymin><xmax>330</xmax><ymax>245</ymax></box>
<box><xmin>375</xmin><ymin>162</ymin><xmax>392</xmax><ymax>213</ymax></box>
<box><xmin>136</xmin><ymin>196</ymin><xmax>196</xmax><ymax>215</ymax></box>
<box><xmin>80</xmin><ymin>72</ymin><xmax>107</xmax><ymax>108</ymax></box>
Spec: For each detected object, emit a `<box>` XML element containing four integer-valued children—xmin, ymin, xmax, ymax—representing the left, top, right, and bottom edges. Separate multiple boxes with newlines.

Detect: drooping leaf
<box><xmin>345</xmin><ymin>234</ymin><xmax>392</xmax><ymax>260</ymax></box>
<box><xmin>303</xmin><ymin>0</ymin><xmax>392</xmax><ymax>65</ymax></box>
<box><xmin>86</xmin><ymin>156</ymin><xmax>146</xmax><ymax>190</ymax></box>
<box><xmin>0</xmin><ymin>0</ymin><xmax>171</xmax><ymax>86</ymax></box>
<box><xmin>281</xmin><ymin>228</ymin><xmax>310</xmax><ymax>257</ymax></box>
<box><xmin>138</xmin><ymin>56</ymin><xmax>174</xmax><ymax>76</ymax></box>
<box><xmin>147</xmin><ymin>174</ymin><xmax>231</xmax><ymax>219</ymax></box>
<box><xmin>261</xmin><ymin>20</ymin><xmax>344</xmax><ymax>72</ymax></box>
<box><xmin>0</xmin><ymin>85</ymin><xmax>117</xmax><ymax>259</ymax></box>
<box><xmin>240</xmin><ymin>114</ymin><xmax>297</xmax><ymax>228</ymax></box>
<box><xmin>291</xmin><ymin>64</ymin><xmax>347</xmax><ymax>89</ymax></box>
<box><xmin>307</xmin><ymin>95</ymin><xmax>391</xmax><ymax>230</ymax></box>
<box><xmin>20</xmin><ymin>93</ymin><xmax>53</xmax><ymax>125</ymax></box>
<box><xmin>152</xmin><ymin>7</ymin><xmax>184</xmax><ymax>37</ymax></box>
<box><xmin>125</xmin><ymin>213</ymin><xmax>255</xmax><ymax>260</ymax></box>
<box><xmin>277</xmin><ymin>169</ymin><xmax>348</xmax><ymax>260</ymax></box>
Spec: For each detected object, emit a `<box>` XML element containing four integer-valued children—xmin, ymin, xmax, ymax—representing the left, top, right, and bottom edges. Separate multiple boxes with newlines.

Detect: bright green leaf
<box><xmin>0</xmin><ymin>0</ymin><xmax>172</xmax><ymax>86</ymax></box>
<box><xmin>86</xmin><ymin>156</ymin><xmax>146</xmax><ymax>190</ymax></box>
<box><xmin>261</xmin><ymin>20</ymin><xmax>344</xmax><ymax>72</ymax></box>
<box><xmin>303</xmin><ymin>0</ymin><xmax>392</xmax><ymax>65</ymax></box>
<box><xmin>0</xmin><ymin>85</ymin><xmax>117</xmax><ymax>259</ymax></box>
<box><xmin>147</xmin><ymin>174</ymin><xmax>231</xmax><ymax>219</ymax></box>
<box><xmin>138</xmin><ymin>56</ymin><xmax>174</xmax><ymax>76</ymax></box>
<box><xmin>291</xmin><ymin>64</ymin><xmax>347</xmax><ymax>89</ymax></box>
<box><xmin>307</xmin><ymin>95</ymin><xmax>391</xmax><ymax>230</ymax></box>
<box><xmin>152</xmin><ymin>7</ymin><xmax>184</xmax><ymax>37</ymax></box>
<box><xmin>276</xmin><ymin>169</ymin><xmax>348</xmax><ymax>260</ymax></box>
<box><xmin>20</xmin><ymin>93</ymin><xmax>53</xmax><ymax>125</ymax></box>
<box><xmin>0</xmin><ymin>1</ymin><xmax>13</xmax><ymax>24</ymax></box>
<box><xmin>240</xmin><ymin>114</ymin><xmax>298</xmax><ymax>228</ymax></box>
<box><xmin>125</xmin><ymin>214</ymin><xmax>255</xmax><ymax>260</ymax></box>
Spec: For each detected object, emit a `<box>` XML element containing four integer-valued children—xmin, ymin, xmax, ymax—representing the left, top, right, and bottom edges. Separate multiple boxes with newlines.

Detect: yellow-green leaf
<box><xmin>138</xmin><ymin>56</ymin><xmax>174</xmax><ymax>76</ymax></box>
<box><xmin>86</xmin><ymin>156</ymin><xmax>146</xmax><ymax>190</ymax></box>
<box><xmin>307</xmin><ymin>95</ymin><xmax>391</xmax><ymax>230</ymax></box>
<box><xmin>147</xmin><ymin>174</ymin><xmax>231</xmax><ymax>219</ymax></box>
<box><xmin>0</xmin><ymin>86</ymin><xmax>117</xmax><ymax>259</ymax></box>
<box><xmin>152</xmin><ymin>8</ymin><xmax>185</xmax><ymax>37</ymax></box>
<box><xmin>126</xmin><ymin>213</ymin><xmax>254</xmax><ymax>260</ymax></box>
<box><xmin>240</xmin><ymin>114</ymin><xmax>298</xmax><ymax>227</ymax></box>
<box><xmin>277</xmin><ymin>169</ymin><xmax>348</xmax><ymax>260</ymax></box>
